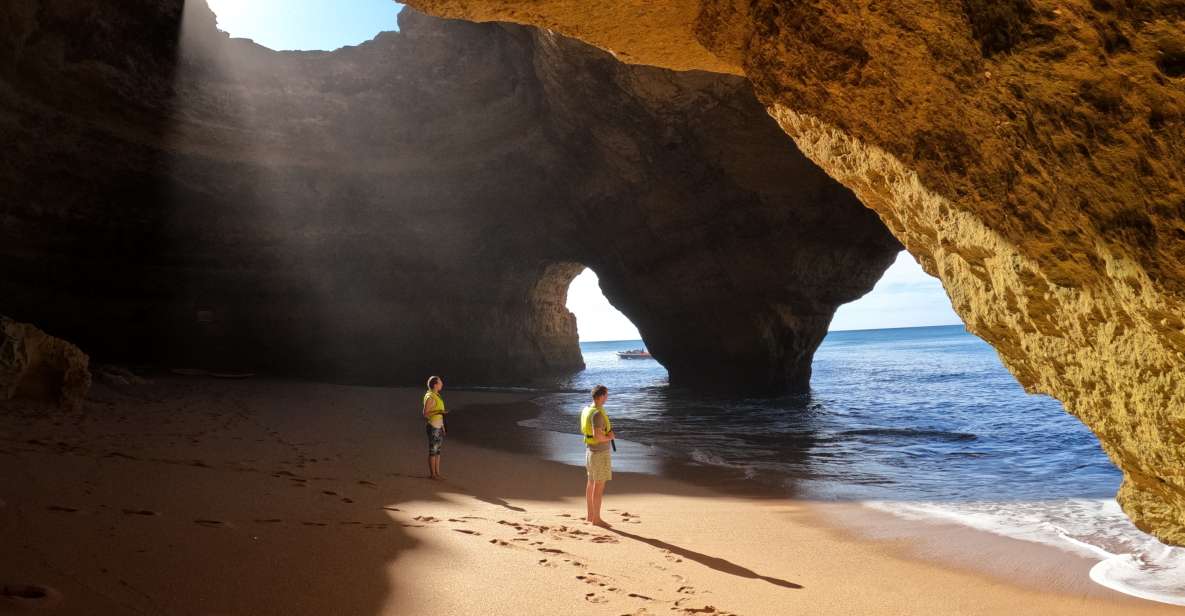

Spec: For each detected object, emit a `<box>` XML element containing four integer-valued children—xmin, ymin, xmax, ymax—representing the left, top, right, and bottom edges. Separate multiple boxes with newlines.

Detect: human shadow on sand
<box><xmin>609</xmin><ymin>527</ymin><xmax>803</xmax><ymax>589</ymax></box>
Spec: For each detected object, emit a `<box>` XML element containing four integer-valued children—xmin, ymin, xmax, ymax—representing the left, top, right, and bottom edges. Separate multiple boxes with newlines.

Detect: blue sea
<box><xmin>518</xmin><ymin>325</ymin><xmax>1185</xmax><ymax>605</ymax></box>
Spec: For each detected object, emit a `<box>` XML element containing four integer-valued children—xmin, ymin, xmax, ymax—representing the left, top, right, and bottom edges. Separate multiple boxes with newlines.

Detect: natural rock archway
<box><xmin>0</xmin><ymin>2</ymin><xmax>898</xmax><ymax>396</ymax></box>
<box><xmin>403</xmin><ymin>0</ymin><xmax>1185</xmax><ymax>544</ymax></box>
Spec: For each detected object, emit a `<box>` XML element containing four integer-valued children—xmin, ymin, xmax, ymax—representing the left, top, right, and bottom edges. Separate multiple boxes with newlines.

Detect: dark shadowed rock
<box><xmin>0</xmin><ymin>2</ymin><xmax>899</xmax><ymax>393</ymax></box>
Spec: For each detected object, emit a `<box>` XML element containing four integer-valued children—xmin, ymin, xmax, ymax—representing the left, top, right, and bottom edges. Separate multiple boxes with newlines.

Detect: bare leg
<box><xmin>433</xmin><ymin>455</ymin><xmax>444</xmax><ymax>480</ymax></box>
<box><xmin>585</xmin><ymin>478</ymin><xmax>596</xmax><ymax>522</ymax></box>
<box><xmin>592</xmin><ymin>481</ymin><xmax>609</xmax><ymax>526</ymax></box>
<box><xmin>587</xmin><ymin>480</ymin><xmax>610</xmax><ymax>527</ymax></box>
<box><xmin>428</xmin><ymin>455</ymin><xmax>435</xmax><ymax>479</ymax></box>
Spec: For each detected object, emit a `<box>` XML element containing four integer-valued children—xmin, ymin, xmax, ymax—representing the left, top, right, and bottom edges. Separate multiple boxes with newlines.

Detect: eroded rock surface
<box><xmin>0</xmin><ymin>316</ymin><xmax>91</xmax><ymax>410</ymax></box>
<box><xmin>0</xmin><ymin>2</ymin><xmax>898</xmax><ymax>394</ymax></box>
<box><xmin>406</xmin><ymin>0</ymin><xmax>1185</xmax><ymax>543</ymax></box>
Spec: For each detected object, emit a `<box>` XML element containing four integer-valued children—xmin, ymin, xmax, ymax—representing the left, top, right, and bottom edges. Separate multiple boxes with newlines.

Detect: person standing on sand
<box><xmin>580</xmin><ymin>384</ymin><xmax>615</xmax><ymax>527</ymax></box>
<box><xmin>423</xmin><ymin>376</ymin><xmax>447</xmax><ymax>480</ymax></box>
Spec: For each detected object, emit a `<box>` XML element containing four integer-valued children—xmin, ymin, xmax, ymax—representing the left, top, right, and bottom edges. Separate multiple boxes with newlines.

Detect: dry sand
<box><xmin>0</xmin><ymin>378</ymin><xmax>1178</xmax><ymax>615</ymax></box>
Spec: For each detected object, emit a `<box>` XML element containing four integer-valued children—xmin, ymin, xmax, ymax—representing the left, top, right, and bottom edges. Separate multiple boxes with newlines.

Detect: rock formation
<box><xmin>404</xmin><ymin>0</ymin><xmax>1185</xmax><ymax>543</ymax></box>
<box><xmin>0</xmin><ymin>1</ymin><xmax>898</xmax><ymax>398</ymax></box>
<box><xmin>0</xmin><ymin>316</ymin><xmax>91</xmax><ymax>410</ymax></box>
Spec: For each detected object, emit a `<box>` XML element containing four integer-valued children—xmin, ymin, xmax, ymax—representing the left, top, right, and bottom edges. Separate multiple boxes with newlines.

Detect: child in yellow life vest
<box><xmin>423</xmin><ymin>375</ymin><xmax>447</xmax><ymax>480</ymax></box>
<box><xmin>580</xmin><ymin>384</ymin><xmax>615</xmax><ymax>526</ymax></box>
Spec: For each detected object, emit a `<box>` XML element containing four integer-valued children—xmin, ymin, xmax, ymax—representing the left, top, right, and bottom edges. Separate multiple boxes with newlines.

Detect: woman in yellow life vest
<box><xmin>423</xmin><ymin>375</ymin><xmax>447</xmax><ymax>480</ymax></box>
<box><xmin>580</xmin><ymin>384</ymin><xmax>615</xmax><ymax>526</ymax></box>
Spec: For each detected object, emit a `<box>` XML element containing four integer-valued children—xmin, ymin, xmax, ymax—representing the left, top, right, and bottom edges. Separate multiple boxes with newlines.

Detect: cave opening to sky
<box><xmin>564</xmin><ymin>269</ymin><xmax>642</xmax><ymax>343</ymax></box>
<box><xmin>564</xmin><ymin>253</ymin><xmax>961</xmax><ymax>346</ymax></box>
<box><xmin>829</xmin><ymin>252</ymin><xmax>962</xmax><ymax>332</ymax></box>
<box><xmin>204</xmin><ymin>0</ymin><xmax>404</xmax><ymax>51</ymax></box>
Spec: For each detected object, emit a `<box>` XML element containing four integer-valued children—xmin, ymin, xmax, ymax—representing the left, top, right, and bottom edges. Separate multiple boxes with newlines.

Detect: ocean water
<box><xmin>519</xmin><ymin>325</ymin><xmax>1185</xmax><ymax>605</ymax></box>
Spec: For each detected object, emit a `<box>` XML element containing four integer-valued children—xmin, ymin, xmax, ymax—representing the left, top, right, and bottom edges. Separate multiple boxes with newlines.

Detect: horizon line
<box><xmin>578</xmin><ymin>322</ymin><xmax>966</xmax><ymax>343</ymax></box>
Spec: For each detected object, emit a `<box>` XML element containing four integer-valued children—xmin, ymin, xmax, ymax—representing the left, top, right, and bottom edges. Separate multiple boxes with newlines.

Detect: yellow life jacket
<box><xmin>579</xmin><ymin>404</ymin><xmax>611</xmax><ymax>445</ymax></box>
<box><xmin>423</xmin><ymin>390</ymin><xmax>445</xmax><ymax>423</ymax></box>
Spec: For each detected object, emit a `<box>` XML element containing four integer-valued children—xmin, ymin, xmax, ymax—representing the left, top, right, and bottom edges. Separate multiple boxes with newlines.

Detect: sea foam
<box><xmin>865</xmin><ymin>498</ymin><xmax>1185</xmax><ymax>606</ymax></box>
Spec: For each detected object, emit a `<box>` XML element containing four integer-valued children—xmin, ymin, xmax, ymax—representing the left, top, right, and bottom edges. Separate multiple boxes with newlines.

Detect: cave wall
<box><xmin>0</xmin><ymin>2</ymin><xmax>900</xmax><ymax>390</ymax></box>
<box><xmin>403</xmin><ymin>0</ymin><xmax>1185</xmax><ymax>543</ymax></box>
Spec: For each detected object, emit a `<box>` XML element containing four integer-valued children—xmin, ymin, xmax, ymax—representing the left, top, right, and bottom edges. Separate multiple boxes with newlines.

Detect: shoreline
<box><xmin>453</xmin><ymin>393</ymin><xmax>1178</xmax><ymax>608</ymax></box>
<box><xmin>0</xmin><ymin>377</ymin><xmax>1177</xmax><ymax>615</ymax></box>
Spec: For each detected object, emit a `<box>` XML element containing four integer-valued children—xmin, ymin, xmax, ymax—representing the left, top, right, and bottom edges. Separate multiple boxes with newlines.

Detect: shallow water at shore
<box><xmin>502</xmin><ymin>325</ymin><xmax>1185</xmax><ymax>605</ymax></box>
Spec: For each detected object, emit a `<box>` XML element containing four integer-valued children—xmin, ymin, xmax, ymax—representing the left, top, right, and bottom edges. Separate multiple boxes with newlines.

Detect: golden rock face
<box><xmin>0</xmin><ymin>316</ymin><xmax>91</xmax><ymax>412</ymax></box>
<box><xmin>406</xmin><ymin>0</ymin><xmax>1185</xmax><ymax>544</ymax></box>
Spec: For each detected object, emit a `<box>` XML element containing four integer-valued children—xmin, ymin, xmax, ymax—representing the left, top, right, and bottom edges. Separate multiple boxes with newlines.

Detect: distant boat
<box><xmin>616</xmin><ymin>349</ymin><xmax>652</xmax><ymax>360</ymax></box>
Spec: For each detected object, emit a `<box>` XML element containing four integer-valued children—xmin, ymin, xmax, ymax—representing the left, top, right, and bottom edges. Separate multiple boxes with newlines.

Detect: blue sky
<box><xmin>204</xmin><ymin>0</ymin><xmax>403</xmax><ymax>51</ymax></box>
<box><xmin>205</xmin><ymin>2</ymin><xmax>963</xmax><ymax>340</ymax></box>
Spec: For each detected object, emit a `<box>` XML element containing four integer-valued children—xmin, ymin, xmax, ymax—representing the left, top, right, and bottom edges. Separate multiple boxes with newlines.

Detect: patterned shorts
<box><xmin>426</xmin><ymin>424</ymin><xmax>444</xmax><ymax>456</ymax></box>
<box><xmin>586</xmin><ymin>449</ymin><xmax>612</xmax><ymax>481</ymax></box>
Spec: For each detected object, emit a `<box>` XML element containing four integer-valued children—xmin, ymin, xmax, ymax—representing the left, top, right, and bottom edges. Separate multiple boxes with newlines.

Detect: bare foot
<box><xmin>590</xmin><ymin>519</ymin><xmax>612</xmax><ymax>528</ymax></box>
<box><xmin>432</xmin><ymin>475</ymin><xmax>447</xmax><ymax>481</ymax></box>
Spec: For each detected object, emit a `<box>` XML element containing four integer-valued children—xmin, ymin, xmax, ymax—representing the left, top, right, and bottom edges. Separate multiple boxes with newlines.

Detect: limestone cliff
<box><xmin>0</xmin><ymin>316</ymin><xmax>91</xmax><ymax>411</ymax></box>
<box><xmin>0</xmin><ymin>2</ymin><xmax>898</xmax><ymax>394</ymax></box>
<box><xmin>406</xmin><ymin>0</ymin><xmax>1185</xmax><ymax>544</ymax></box>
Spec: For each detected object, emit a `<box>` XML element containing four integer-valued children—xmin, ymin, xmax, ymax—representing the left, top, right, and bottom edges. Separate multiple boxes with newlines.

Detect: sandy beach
<box><xmin>0</xmin><ymin>377</ymin><xmax>1178</xmax><ymax>615</ymax></box>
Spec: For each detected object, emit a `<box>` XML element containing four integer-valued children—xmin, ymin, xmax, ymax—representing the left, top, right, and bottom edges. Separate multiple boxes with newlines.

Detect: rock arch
<box><xmin>0</xmin><ymin>2</ymin><xmax>897</xmax><ymax>395</ymax></box>
<box><xmin>402</xmin><ymin>0</ymin><xmax>1185</xmax><ymax>543</ymax></box>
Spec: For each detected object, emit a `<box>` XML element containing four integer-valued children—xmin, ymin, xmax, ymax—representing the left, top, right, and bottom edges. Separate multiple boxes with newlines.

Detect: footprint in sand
<box><xmin>583</xmin><ymin>592</ymin><xmax>607</xmax><ymax>604</ymax></box>
<box><xmin>619</xmin><ymin>511</ymin><xmax>642</xmax><ymax>524</ymax></box>
<box><xmin>321</xmin><ymin>491</ymin><xmax>338</xmax><ymax>496</ymax></box>
<box><xmin>194</xmin><ymin>519</ymin><xmax>228</xmax><ymax>528</ymax></box>
<box><xmin>46</xmin><ymin>506</ymin><xmax>80</xmax><ymax>513</ymax></box>
<box><xmin>453</xmin><ymin>529</ymin><xmax>480</xmax><ymax>535</ymax></box>
<box><xmin>575</xmin><ymin>573</ymin><xmax>611</xmax><ymax>588</ymax></box>
<box><xmin>301</xmin><ymin>521</ymin><xmax>328</xmax><ymax>527</ymax></box>
<box><xmin>590</xmin><ymin>534</ymin><xmax>618</xmax><ymax>544</ymax></box>
<box><xmin>675</xmin><ymin>601</ymin><xmax>730</xmax><ymax>615</ymax></box>
<box><xmin>121</xmin><ymin>509</ymin><xmax>159</xmax><ymax>516</ymax></box>
<box><xmin>537</xmin><ymin>547</ymin><xmax>564</xmax><ymax>555</ymax></box>
<box><xmin>413</xmin><ymin>516</ymin><xmax>441</xmax><ymax>523</ymax></box>
<box><xmin>382</xmin><ymin>506</ymin><xmax>401</xmax><ymax>512</ymax></box>
<box><xmin>537</xmin><ymin>558</ymin><xmax>557</xmax><ymax>568</ymax></box>
<box><xmin>488</xmin><ymin>539</ymin><xmax>512</xmax><ymax>547</ymax></box>
<box><xmin>341</xmin><ymin>498</ymin><xmax>354</xmax><ymax>504</ymax></box>
<box><xmin>338</xmin><ymin>521</ymin><xmax>363</xmax><ymax>526</ymax></box>
<box><xmin>254</xmin><ymin>519</ymin><xmax>284</xmax><ymax>524</ymax></box>
<box><xmin>357</xmin><ymin>480</ymin><xmax>377</xmax><ymax>488</ymax></box>
<box><xmin>0</xmin><ymin>584</ymin><xmax>63</xmax><ymax>609</ymax></box>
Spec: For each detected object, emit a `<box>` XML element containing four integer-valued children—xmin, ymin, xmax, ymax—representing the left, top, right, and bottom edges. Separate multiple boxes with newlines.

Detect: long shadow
<box><xmin>472</xmin><ymin>492</ymin><xmax>526</xmax><ymax>512</ymax></box>
<box><xmin>609</xmin><ymin>527</ymin><xmax>803</xmax><ymax>589</ymax></box>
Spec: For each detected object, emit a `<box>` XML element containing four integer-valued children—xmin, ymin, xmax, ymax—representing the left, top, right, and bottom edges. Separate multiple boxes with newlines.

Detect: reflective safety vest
<box><xmin>423</xmin><ymin>390</ymin><xmax>445</xmax><ymax>423</ymax></box>
<box><xmin>579</xmin><ymin>404</ymin><xmax>611</xmax><ymax>445</ymax></box>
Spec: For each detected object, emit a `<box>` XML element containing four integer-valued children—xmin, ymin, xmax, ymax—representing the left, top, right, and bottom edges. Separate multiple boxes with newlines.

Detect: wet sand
<box><xmin>0</xmin><ymin>377</ymin><xmax>1176</xmax><ymax>615</ymax></box>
